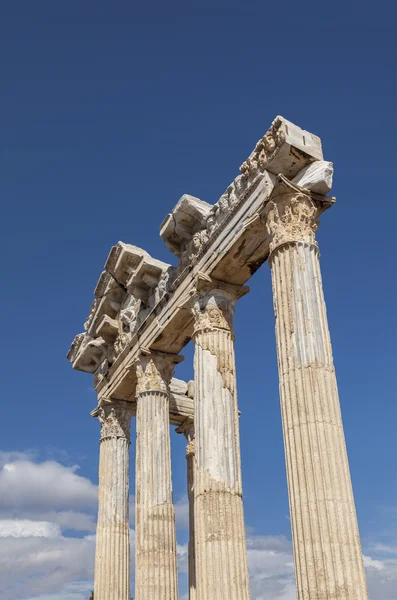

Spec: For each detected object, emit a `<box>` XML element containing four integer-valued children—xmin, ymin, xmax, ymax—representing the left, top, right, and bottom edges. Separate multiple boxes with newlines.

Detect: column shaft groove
<box><xmin>192</xmin><ymin>281</ymin><xmax>250</xmax><ymax>600</ymax></box>
<box><xmin>93</xmin><ymin>403</ymin><xmax>132</xmax><ymax>600</ymax></box>
<box><xmin>135</xmin><ymin>388</ymin><xmax>178</xmax><ymax>600</ymax></box>
<box><xmin>271</xmin><ymin>241</ymin><xmax>368</xmax><ymax>600</ymax></box>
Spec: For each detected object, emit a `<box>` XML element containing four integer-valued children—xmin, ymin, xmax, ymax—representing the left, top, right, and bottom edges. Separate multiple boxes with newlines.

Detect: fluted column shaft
<box><xmin>135</xmin><ymin>351</ymin><xmax>182</xmax><ymax>600</ymax></box>
<box><xmin>93</xmin><ymin>401</ymin><xmax>133</xmax><ymax>600</ymax></box>
<box><xmin>265</xmin><ymin>192</ymin><xmax>368</xmax><ymax>599</ymax></box>
<box><xmin>191</xmin><ymin>276</ymin><xmax>250</xmax><ymax>600</ymax></box>
<box><xmin>177</xmin><ymin>417</ymin><xmax>196</xmax><ymax>600</ymax></box>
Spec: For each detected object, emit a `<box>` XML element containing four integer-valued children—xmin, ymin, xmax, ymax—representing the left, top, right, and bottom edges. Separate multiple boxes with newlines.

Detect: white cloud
<box><xmin>0</xmin><ymin>451</ymin><xmax>395</xmax><ymax>600</ymax></box>
<box><xmin>23</xmin><ymin>581</ymin><xmax>94</xmax><ymax>600</ymax></box>
<box><xmin>0</xmin><ymin>534</ymin><xmax>95</xmax><ymax>600</ymax></box>
<box><xmin>364</xmin><ymin>552</ymin><xmax>397</xmax><ymax>600</ymax></box>
<box><xmin>0</xmin><ymin>450</ymin><xmax>37</xmax><ymax>467</ymax></box>
<box><xmin>175</xmin><ymin>495</ymin><xmax>190</xmax><ymax>530</ymax></box>
<box><xmin>246</xmin><ymin>533</ymin><xmax>295</xmax><ymax>599</ymax></box>
<box><xmin>0</xmin><ymin>459</ymin><xmax>97</xmax><ymax>511</ymax></box>
<box><xmin>0</xmin><ymin>519</ymin><xmax>61</xmax><ymax>538</ymax></box>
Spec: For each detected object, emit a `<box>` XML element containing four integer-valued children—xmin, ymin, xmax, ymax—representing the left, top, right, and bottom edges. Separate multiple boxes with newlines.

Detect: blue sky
<box><xmin>0</xmin><ymin>1</ymin><xmax>396</xmax><ymax>598</ymax></box>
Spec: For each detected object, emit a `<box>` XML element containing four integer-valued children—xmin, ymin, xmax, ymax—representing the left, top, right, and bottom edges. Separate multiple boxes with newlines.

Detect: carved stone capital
<box><xmin>264</xmin><ymin>192</ymin><xmax>320</xmax><ymax>254</ymax></box>
<box><xmin>191</xmin><ymin>273</ymin><xmax>249</xmax><ymax>337</ymax></box>
<box><xmin>135</xmin><ymin>351</ymin><xmax>183</xmax><ymax>395</ymax></box>
<box><xmin>92</xmin><ymin>401</ymin><xmax>134</xmax><ymax>442</ymax></box>
<box><xmin>176</xmin><ymin>417</ymin><xmax>195</xmax><ymax>455</ymax></box>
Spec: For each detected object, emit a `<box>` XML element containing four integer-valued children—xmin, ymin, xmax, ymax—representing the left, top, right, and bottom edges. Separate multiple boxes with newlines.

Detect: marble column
<box><xmin>265</xmin><ymin>192</ymin><xmax>368</xmax><ymax>599</ymax></box>
<box><xmin>92</xmin><ymin>401</ymin><xmax>134</xmax><ymax>600</ymax></box>
<box><xmin>177</xmin><ymin>417</ymin><xmax>196</xmax><ymax>600</ymax></box>
<box><xmin>134</xmin><ymin>351</ymin><xmax>182</xmax><ymax>600</ymax></box>
<box><xmin>191</xmin><ymin>275</ymin><xmax>250</xmax><ymax>600</ymax></box>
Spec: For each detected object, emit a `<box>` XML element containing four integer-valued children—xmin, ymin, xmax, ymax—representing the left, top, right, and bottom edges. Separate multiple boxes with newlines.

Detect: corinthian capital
<box><xmin>135</xmin><ymin>351</ymin><xmax>183</xmax><ymax>394</ymax></box>
<box><xmin>92</xmin><ymin>401</ymin><xmax>133</xmax><ymax>442</ymax></box>
<box><xmin>264</xmin><ymin>193</ymin><xmax>320</xmax><ymax>254</ymax></box>
<box><xmin>176</xmin><ymin>417</ymin><xmax>195</xmax><ymax>455</ymax></box>
<box><xmin>191</xmin><ymin>273</ymin><xmax>249</xmax><ymax>336</ymax></box>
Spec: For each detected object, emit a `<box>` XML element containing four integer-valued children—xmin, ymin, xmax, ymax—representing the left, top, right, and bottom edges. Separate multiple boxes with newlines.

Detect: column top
<box><xmin>190</xmin><ymin>273</ymin><xmax>249</xmax><ymax>337</ymax></box>
<box><xmin>264</xmin><ymin>175</ymin><xmax>335</xmax><ymax>255</ymax></box>
<box><xmin>134</xmin><ymin>350</ymin><xmax>184</xmax><ymax>395</ymax></box>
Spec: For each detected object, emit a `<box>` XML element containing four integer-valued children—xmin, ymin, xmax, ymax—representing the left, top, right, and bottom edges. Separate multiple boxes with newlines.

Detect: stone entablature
<box><xmin>67</xmin><ymin>115</ymin><xmax>334</xmax><ymax>400</ymax></box>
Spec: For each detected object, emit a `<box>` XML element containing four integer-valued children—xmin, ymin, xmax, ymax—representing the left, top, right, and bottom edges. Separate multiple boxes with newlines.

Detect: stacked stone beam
<box><xmin>93</xmin><ymin>402</ymin><xmax>134</xmax><ymax>600</ymax></box>
<box><xmin>134</xmin><ymin>351</ymin><xmax>181</xmax><ymax>600</ymax></box>
<box><xmin>265</xmin><ymin>192</ymin><xmax>368</xmax><ymax>599</ymax></box>
<box><xmin>191</xmin><ymin>275</ymin><xmax>250</xmax><ymax>600</ymax></box>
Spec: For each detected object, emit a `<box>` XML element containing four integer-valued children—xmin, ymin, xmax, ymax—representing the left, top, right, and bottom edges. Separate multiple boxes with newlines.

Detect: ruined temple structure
<box><xmin>67</xmin><ymin>116</ymin><xmax>368</xmax><ymax>600</ymax></box>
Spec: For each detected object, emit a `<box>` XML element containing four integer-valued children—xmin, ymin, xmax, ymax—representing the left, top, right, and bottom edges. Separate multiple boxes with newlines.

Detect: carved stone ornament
<box><xmin>207</xmin><ymin>174</ymin><xmax>248</xmax><ymax>236</ymax></box>
<box><xmin>265</xmin><ymin>193</ymin><xmax>319</xmax><ymax>254</ymax></box>
<box><xmin>96</xmin><ymin>402</ymin><xmax>133</xmax><ymax>441</ymax></box>
<box><xmin>191</xmin><ymin>290</ymin><xmax>236</xmax><ymax>335</ymax></box>
<box><xmin>240</xmin><ymin>116</ymin><xmax>285</xmax><ymax>178</ymax></box>
<box><xmin>67</xmin><ymin>333</ymin><xmax>85</xmax><ymax>362</ymax></box>
<box><xmin>177</xmin><ymin>229</ymin><xmax>209</xmax><ymax>276</ymax></box>
<box><xmin>135</xmin><ymin>352</ymin><xmax>182</xmax><ymax>394</ymax></box>
<box><xmin>84</xmin><ymin>300</ymin><xmax>98</xmax><ymax>331</ymax></box>
<box><xmin>177</xmin><ymin>417</ymin><xmax>195</xmax><ymax>455</ymax></box>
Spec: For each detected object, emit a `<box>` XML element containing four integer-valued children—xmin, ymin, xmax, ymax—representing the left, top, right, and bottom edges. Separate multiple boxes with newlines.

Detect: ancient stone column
<box><xmin>265</xmin><ymin>192</ymin><xmax>368</xmax><ymax>599</ymax></box>
<box><xmin>92</xmin><ymin>401</ymin><xmax>134</xmax><ymax>600</ymax></box>
<box><xmin>177</xmin><ymin>417</ymin><xmax>196</xmax><ymax>600</ymax></box>
<box><xmin>134</xmin><ymin>351</ymin><xmax>182</xmax><ymax>600</ymax></box>
<box><xmin>191</xmin><ymin>275</ymin><xmax>250</xmax><ymax>600</ymax></box>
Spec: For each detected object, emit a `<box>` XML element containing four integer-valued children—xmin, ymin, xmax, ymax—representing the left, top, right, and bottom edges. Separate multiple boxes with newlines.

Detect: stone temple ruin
<box><xmin>67</xmin><ymin>116</ymin><xmax>368</xmax><ymax>600</ymax></box>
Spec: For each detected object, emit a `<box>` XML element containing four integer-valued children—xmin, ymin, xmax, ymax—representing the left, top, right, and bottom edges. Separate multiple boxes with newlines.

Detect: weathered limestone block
<box><xmin>191</xmin><ymin>273</ymin><xmax>250</xmax><ymax>600</ymax></box>
<box><xmin>264</xmin><ymin>190</ymin><xmax>368</xmax><ymax>599</ymax></box>
<box><xmin>66</xmin><ymin>332</ymin><xmax>85</xmax><ymax>363</ymax></box>
<box><xmin>240</xmin><ymin>115</ymin><xmax>323</xmax><ymax>180</ymax></box>
<box><xmin>292</xmin><ymin>160</ymin><xmax>334</xmax><ymax>195</ymax></box>
<box><xmin>67</xmin><ymin>333</ymin><xmax>107</xmax><ymax>374</ymax></box>
<box><xmin>134</xmin><ymin>351</ymin><xmax>183</xmax><ymax>600</ymax></box>
<box><xmin>160</xmin><ymin>194</ymin><xmax>212</xmax><ymax>257</ymax></box>
<box><xmin>187</xmin><ymin>379</ymin><xmax>194</xmax><ymax>399</ymax></box>
<box><xmin>86</xmin><ymin>272</ymin><xmax>126</xmax><ymax>337</ymax></box>
<box><xmin>105</xmin><ymin>241</ymin><xmax>149</xmax><ymax>287</ymax></box>
<box><xmin>91</xmin><ymin>401</ymin><xmax>134</xmax><ymax>600</ymax></box>
<box><xmin>176</xmin><ymin>417</ymin><xmax>196</xmax><ymax>600</ymax></box>
<box><xmin>126</xmin><ymin>255</ymin><xmax>170</xmax><ymax>302</ymax></box>
<box><xmin>95</xmin><ymin>314</ymin><xmax>119</xmax><ymax>343</ymax></box>
<box><xmin>169</xmin><ymin>377</ymin><xmax>188</xmax><ymax>396</ymax></box>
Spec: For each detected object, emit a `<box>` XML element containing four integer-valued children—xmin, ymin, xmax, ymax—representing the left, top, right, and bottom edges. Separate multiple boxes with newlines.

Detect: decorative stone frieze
<box><xmin>240</xmin><ymin>115</ymin><xmax>323</xmax><ymax>179</ymax></box>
